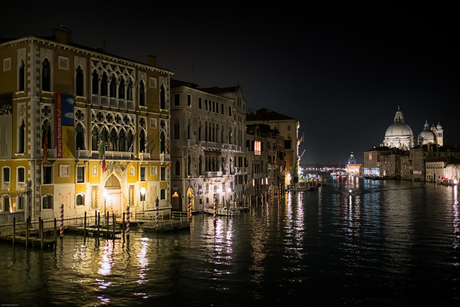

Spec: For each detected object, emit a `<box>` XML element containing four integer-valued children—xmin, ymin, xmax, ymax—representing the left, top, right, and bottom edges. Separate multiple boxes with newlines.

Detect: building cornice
<box><xmin>0</xmin><ymin>36</ymin><xmax>174</xmax><ymax>77</ymax></box>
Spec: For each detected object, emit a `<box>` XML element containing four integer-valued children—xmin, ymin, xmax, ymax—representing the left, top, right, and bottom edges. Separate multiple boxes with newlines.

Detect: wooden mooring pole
<box><xmin>112</xmin><ymin>213</ymin><xmax>115</xmax><ymax>239</ymax></box>
<box><xmin>54</xmin><ymin>218</ymin><xmax>57</xmax><ymax>245</ymax></box>
<box><xmin>12</xmin><ymin>217</ymin><xmax>15</xmax><ymax>245</ymax></box>
<box><xmin>25</xmin><ymin>217</ymin><xmax>29</xmax><ymax>247</ymax></box>
<box><xmin>84</xmin><ymin>212</ymin><xmax>87</xmax><ymax>237</ymax></box>
<box><xmin>40</xmin><ymin>218</ymin><xmax>44</xmax><ymax>249</ymax></box>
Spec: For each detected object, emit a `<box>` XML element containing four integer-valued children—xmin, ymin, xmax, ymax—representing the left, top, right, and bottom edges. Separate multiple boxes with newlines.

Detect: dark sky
<box><xmin>2</xmin><ymin>2</ymin><xmax>459</xmax><ymax>165</ymax></box>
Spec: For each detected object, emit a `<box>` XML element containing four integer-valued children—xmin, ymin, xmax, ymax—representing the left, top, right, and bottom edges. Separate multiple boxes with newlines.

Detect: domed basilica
<box><xmin>382</xmin><ymin>107</ymin><xmax>443</xmax><ymax>149</ymax></box>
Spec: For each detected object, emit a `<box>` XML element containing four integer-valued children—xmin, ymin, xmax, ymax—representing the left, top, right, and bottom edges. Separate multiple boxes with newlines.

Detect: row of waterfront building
<box><xmin>346</xmin><ymin>107</ymin><xmax>460</xmax><ymax>183</ymax></box>
<box><xmin>0</xmin><ymin>27</ymin><xmax>302</xmax><ymax>223</ymax></box>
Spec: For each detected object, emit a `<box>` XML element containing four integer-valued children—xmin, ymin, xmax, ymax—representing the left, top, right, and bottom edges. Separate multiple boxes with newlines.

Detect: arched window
<box><xmin>118</xmin><ymin>77</ymin><xmax>125</xmax><ymax>99</ymax></box>
<box><xmin>76</xmin><ymin>66</ymin><xmax>84</xmax><ymax>96</ymax></box>
<box><xmin>76</xmin><ymin>194</ymin><xmax>85</xmax><ymax>206</ymax></box>
<box><xmin>160</xmin><ymin>131</ymin><xmax>166</xmax><ymax>154</ymax></box>
<box><xmin>41</xmin><ymin>59</ymin><xmax>51</xmax><ymax>91</ymax></box>
<box><xmin>199</xmin><ymin>156</ymin><xmax>203</xmax><ymax>175</ymax></box>
<box><xmin>18</xmin><ymin>119</ymin><xmax>25</xmax><ymax>153</ymax></box>
<box><xmin>174</xmin><ymin>119</ymin><xmax>180</xmax><ymax>139</ymax></box>
<box><xmin>76</xmin><ymin>123</ymin><xmax>85</xmax><ymax>150</ymax></box>
<box><xmin>110</xmin><ymin>128</ymin><xmax>117</xmax><ymax>151</ymax></box>
<box><xmin>119</xmin><ymin>129</ymin><xmax>126</xmax><ymax>151</ymax></box>
<box><xmin>188</xmin><ymin>156</ymin><xmax>191</xmax><ymax>176</ymax></box>
<box><xmin>110</xmin><ymin>75</ymin><xmax>117</xmax><ymax>98</ymax></box>
<box><xmin>175</xmin><ymin>160</ymin><xmax>180</xmax><ymax>176</ymax></box>
<box><xmin>91</xmin><ymin>128</ymin><xmax>99</xmax><ymax>151</ymax></box>
<box><xmin>127</xmin><ymin>78</ymin><xmax>133</xmax><ymax>101</ymax></box>
<box><xmin>42</xmin><ymin>120</ymin><xmax>51</xmax><ymax>149</ymax></box>
<box><xmin>160</xmin><ymin>85</ymin><xmax>166</xmax><ymax>109</ymax></box>
<box><xmin>101</xmin><ymin>73</ymin><xmax>108</xmax><ymax>96</ymax></box>
<box><xmin>139</xmin><ymin>80</ymin><xmax>145</xmax><ymax>106</ymax></box>
<box><xmin>19</xmin><ymin>60</ymin><xmax>25</xmax><ymax>91</ymax></box>
<box><xmin>92</xmin><ymin>70</ymin><xmax>99</xmax><ymax>95</ymax></box>
<box><xmin>140</xmin><ymin>129</ymin><xmax>146</xmax><ymax>153</ymax></box>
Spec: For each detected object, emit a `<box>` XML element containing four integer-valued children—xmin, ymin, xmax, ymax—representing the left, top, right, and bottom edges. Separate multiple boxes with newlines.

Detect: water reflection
<box><xmin>1</xmin><ymin>179</ymin><xmax>460</xmax><ymax>306</ymax></box>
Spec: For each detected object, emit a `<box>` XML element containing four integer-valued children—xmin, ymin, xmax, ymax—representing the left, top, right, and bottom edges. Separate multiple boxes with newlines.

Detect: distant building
<box><xmin>246</xmin><ymin>108</ymin><xmax>300</xmax><ymax>187</ymax></box>
<box><xmin>169</xmin><ymin>80</ymin><xmax>247</xmax><ymax>211</ymax></box>
<box><xmin>346</xmin><ymin>152</ymin><xmax>362</xmax><ymax>175</ymax></box>
<box><xmin>365</xmin><ymin>107</ymin><xmax>448</xmax><ymax>181</ymax></box>
<box><xmin>246</xmin><ymin>124</ymin><xmax>286</xmax><ymax>202</ymax></box>
<box><xmin>382</xmin><ymin>107</ymin><xmax>414</xmax><ymax>150</ymax></box>
<box><xmin>0</xmin><ymin>27</ymin><xmax>173</xmax><ymax>223</ymax></box>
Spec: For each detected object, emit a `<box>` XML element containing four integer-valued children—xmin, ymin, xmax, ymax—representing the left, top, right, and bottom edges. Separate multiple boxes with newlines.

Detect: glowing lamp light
<box><xmin>140</xmin><ymin>186</ymin><xmax>146</xmax><ymax>196</ymax></box>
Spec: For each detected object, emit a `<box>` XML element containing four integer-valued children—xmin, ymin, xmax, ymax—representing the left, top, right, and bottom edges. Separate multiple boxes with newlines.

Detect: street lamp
<box><xmin>103</xmin><ymin>188</ymin><xmax>108</xmax><ymax>226</ymax></box>
<box><xmin>140</xmin><ymin>186</ymin><xmax>146</xmax><ymax>213</ymax></box>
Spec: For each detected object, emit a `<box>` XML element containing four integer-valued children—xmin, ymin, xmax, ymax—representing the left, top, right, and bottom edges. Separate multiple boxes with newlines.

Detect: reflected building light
<box><xmin>453</xmin><ymin>188</ymin><xmax>459</xmax><ymax>251</ymax></box>
<box><xmin>137</xmin><ymin>237</ymin><xmax>150</xmax><ymax>285</ymax></box>
<box><xmin>98</xmin><ymin>241</ymin><xmax>114</xmax><ymax>277</ymax></box>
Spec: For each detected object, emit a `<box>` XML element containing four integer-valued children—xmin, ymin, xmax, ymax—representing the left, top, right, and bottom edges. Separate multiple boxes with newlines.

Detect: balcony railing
<box><xmin>76</xmin><ymin>149</ymin><xmax>90</xmax><ymax>159</ymax></box>
<box><xmin>160</xmin><ymin>153</ymin><xmax>170</xmax><ymax>162</ymax></box>
<box><xmin>91</xmin><ymin>95</ymin><xmax>134</xmax><ymax>110</ymax></box>
<box><xmin>139</xmin><ymin>152</ymin><xmax>150</xmax><ymax>160</ymax></box>
<box><xmin>207</xmin><ymin>171</ymin><xmax>223</xmax><ymax>178</ymax></box>
<box><xmin>40</xmin><ymin>148</ymin><xmax>56</xmax><ymax>158</ymax></box>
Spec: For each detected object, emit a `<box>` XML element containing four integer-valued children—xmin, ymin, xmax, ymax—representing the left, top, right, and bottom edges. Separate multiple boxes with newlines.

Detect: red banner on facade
<box><xmin>55</xmin><ymin>93</ymin><xmax>63</xmax><ymax>158</ymax></box>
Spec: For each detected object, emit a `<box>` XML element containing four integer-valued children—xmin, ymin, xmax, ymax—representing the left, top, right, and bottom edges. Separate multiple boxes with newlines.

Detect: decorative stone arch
<box><xmin>102</xmin><ymin>172</ymin><xmax>124</xmax><ymax>217</ymax></box>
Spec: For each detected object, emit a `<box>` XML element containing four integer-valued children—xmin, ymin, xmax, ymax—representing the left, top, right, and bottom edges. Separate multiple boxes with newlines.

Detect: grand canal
<box><xmin>0</xmin><ymin>177</ymin><xmax>459</xmax><ymax>306</ymax></box>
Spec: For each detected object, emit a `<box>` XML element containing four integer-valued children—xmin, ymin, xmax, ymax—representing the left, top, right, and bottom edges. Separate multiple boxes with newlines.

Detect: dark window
<box><xmin>160</xmin><ymin>85</ymin><xmax>166</xmax><ymax>109</ymax></box>
<box><xmin>92</xmin><ymin>70</ymin><xmax>99</xmax><ymax>94</ymax></box>
<box><xmin>161</xmin><ymin>167</ymin><xmax>166</xmax><ymax>181</ymax></box>
<box><xmin>42</xmin><ymin>195</ymin><xmax>53</xmax><ymax>209</ymax></box>
<box><xmin>43</xmin><ymin>166</ymin><xmax>52</xmax><ymax>184</ymax></box>
<box><xmin>18</xmin><ymin>119</ymin><xmax>25</xmax><ymax>153</ymax></box>
<box><xmin>118</xmin><ymin>78</ymin><xmax>125</xmax><ymax>99</ymax></box>
<box><xmin>101</xmin><ymin>73</ymin><xmax>108</xmax><ymax>96</ymax></box>
<box><xmin>19</xmin><ymin>60</ymin><xmax>25</xmax><ymax>91</ymax></box>
<box><xmin>77</xmin><ymin>166</ymin><xmax>85</xmax><ymax>183</ymax></box>
<box><xmin>76</xmin><ymin>194</ymin><xmax>85</xmax><ymax>206</ymax></box>
<box><xmin>187</xmin><ymin>95</ymin><xmax>191</xmax><ymax>107</ymax></box>
<box><xmin>175</xmin><ymin>160</ymin><xmax>180</xmax><ymax>176</ymax></box>
<box><xmin>41</xmin><ymin>59</ymin><xmax>51</xmax><ymax>91</ymax></box>
<box><xmin>174</xmin><ymin>94</ymin><xmax>180</xmax><ymax>106</ymax></box>
<box><xmin>18</xmin><ymin>168</ymin><xmax>25</xmax><ymax>183</ymax></box>
<box><xmin>76</xmin><ymin>66</ymin><xmax>84</xmax><ymax>96</ymax></box>
<box><xmin>3</xmin><ymin>196</ymin><xmax>9</xmax><ymax>212</ymax></box>
<box><xmin>139</xmin><ymin>80</ymin><xmax>146</xmax><ymax>106</ymax></box>
<box><xmin>199</xmin><ymin>98</ymin><xmax>202</xmax><ymax>109</ymax></box>
<box><xmin>140</xmin><ymin>167</ymin><xmax>146</xmax><ymax>181</ymax></box>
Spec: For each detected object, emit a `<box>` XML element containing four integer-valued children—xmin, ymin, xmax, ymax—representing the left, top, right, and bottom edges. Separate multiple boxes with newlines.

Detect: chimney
<box><xmin>53</xmin><ymin>26</ymin><xmax>72</xmax><ymax>45</ymax></box>
<box><xmin>148</xmin><ymin>55</ymin><xmax>157</xmax><ymax>67</ymax></box>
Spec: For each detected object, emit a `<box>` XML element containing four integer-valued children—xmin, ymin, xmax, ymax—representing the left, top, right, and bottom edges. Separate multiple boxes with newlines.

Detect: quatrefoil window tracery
<box><xmin>41</xmin><ymin>105</ymin><xmax>52</xmax><ymax>118</ymax></box>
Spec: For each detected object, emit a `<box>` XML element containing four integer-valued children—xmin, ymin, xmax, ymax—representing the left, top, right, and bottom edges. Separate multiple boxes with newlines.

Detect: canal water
<box><xmin>0</xmin><ymin>177</ymin><xmax>459</xmax><ymax>306</ymax></box>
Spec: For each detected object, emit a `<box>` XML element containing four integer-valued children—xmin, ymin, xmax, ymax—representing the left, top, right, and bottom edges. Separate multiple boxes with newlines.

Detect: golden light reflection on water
<box><xmin>137</xmin><ymin>237</ymin><xmax>149</xmax><ymax>285</ymax></box>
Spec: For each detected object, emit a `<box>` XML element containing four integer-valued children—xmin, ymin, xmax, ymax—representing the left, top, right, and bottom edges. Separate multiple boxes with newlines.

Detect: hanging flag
<box><xmin>42</xmin><ymin>126</ymin><xmax>48</xmax><ymax>164</ymax></box>
<box><xmin>128</xmin><ymin>132</ymin><xmax>135</xmax><ymax>152</ymax></box>
<box><xmin>100</xmin><ymin>132</ymin><xmax>106</xmax><ymax>172</ymax></box>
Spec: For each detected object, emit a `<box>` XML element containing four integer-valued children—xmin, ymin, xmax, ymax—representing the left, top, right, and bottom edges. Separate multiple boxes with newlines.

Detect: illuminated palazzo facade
<box><xmin>169</xmin><ymin>80</ymin><xmax>247</xmax><ymax>211</ymax></box>
<box><xmin>0</xmin><ymin>27</ymin><xmax>173</xmax><ymax>223</ymax></box>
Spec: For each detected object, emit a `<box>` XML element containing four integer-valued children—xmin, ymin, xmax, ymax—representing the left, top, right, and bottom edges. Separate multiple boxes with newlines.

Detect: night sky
<box><xmin>2</xmin><ymin>3</ymin><xmax>458</xmax><ymax>165</ymax></box>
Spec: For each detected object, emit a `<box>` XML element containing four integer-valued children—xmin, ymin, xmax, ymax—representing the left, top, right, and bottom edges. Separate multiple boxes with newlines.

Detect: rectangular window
<box><xmin>205</xmin><ymin>100</ymin><xmax>208</xmax><ymax>111</ymax></box>
<box><xmin>160</xmin><ymin>189</ymin><xmax>166</xmax><ymax>200</ymax></box>
<box><xmin>76</xmin><ymin>194</ymin><xmax>85</xmax><ymax>206</ymax></box>
<box><xmin>140</xmin><ymin>167</ymin><xmax>146</xmax><ymax>181</ymax></box>
<box><xmin>187</xmin><ymin>95</ymin><xmax>191</xmax><ymax>107</ymax></box>
<box><xmin>161</xmin><ymin>166</ymin><xmax>166</xmax><ymax>181</ymax></box>
<box><xmin>2</xmin><ymin>196</ymin><xmax>9</xmax><ymax>212</ymax></box>
<box><xmin>42</xmin><ymin>195</ymin><xmax>53</xmax><ymax>210</ymax></box>
<box><xmin>43</xmin><ymin>166</ymin><xmax>52</xmax><ymax>184</ymax></box>
<box><xmin>199</xmin><ymin>98</ymin><xmax>202</xmax><ymax>109</ymax></box>
<box><xmin>77</xmin><ymin>166</ymin><xmax>85</xmax><ymax>183</ymax></box>
<box><xmin>174</xmin><ymin>94</ymin><xmax>180</xmax><ymax>106</ymax></box>
<box><xmin>229</xmin><ymin>106</ymin><xmax>232</xmax><ymax>116</ymax></box>
<box><xmin>17</xmin><ymin>195</ymin><xmax>25</xmax><ymax>211</ymax></box>
<box><xmin>2</xmin><ymin>167</ymin><xmax>10</xmax><ymax>189</ymax></box>
<box><xmin>216</xmin><ymin>103</ymin><xmax>218</xmax><ymax>113</ymax></box>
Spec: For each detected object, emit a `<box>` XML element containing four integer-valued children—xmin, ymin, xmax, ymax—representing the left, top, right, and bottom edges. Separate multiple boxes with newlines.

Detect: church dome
<box><xmin>382</xmin><ymin>107</ymin><xmax>413</xmax><ymax>150</ymax></box>
<box><xmin>418</xmin><ymin>120</ymin><xmax>436</xmax><ymax>145</ymax></box>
